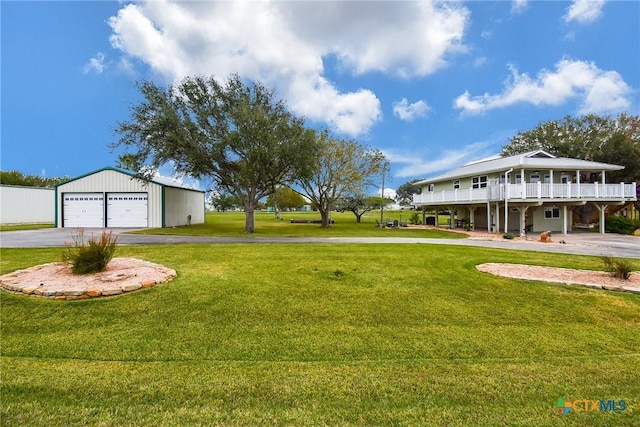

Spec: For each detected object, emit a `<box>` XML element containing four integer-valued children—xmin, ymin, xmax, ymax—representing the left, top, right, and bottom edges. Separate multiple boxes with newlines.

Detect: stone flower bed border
<box><xmin>477</xmin><ymin>263</ymin><xmax>640</xmax><ymax>294</ymax></box>
<box><xmin>0</xmin><ymin>257</ymin><xmax>177</xmax><ymax>300</ymax></box>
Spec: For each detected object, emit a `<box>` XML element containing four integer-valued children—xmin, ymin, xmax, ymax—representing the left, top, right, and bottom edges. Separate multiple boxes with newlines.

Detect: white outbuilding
<box><xmin>55</xmin><ymin>167</ymin><xmax>205</xmax><ymax>228</ymax></box>
<box><xmin>0</xmin><ymin>185</ymin><xmax>55</xmax><ymax>224</ymax></box>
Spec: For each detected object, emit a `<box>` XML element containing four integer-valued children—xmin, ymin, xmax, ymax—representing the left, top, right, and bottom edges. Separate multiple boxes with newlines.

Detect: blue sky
<box><xmin>2</xmin><ymin>1</ymin><xmax>639</xmax><ymax>192</ymax></box>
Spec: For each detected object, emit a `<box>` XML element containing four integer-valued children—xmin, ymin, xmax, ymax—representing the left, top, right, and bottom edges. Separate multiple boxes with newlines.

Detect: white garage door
<box><xmin>107</xmin><ymin>193</ymin><xmax>148</xmax><ymax>228</ymax></box>
<box><xmin>63</xmin><ymin>193</ymin><xmax>104</xmax><ymax>228</ymax></box>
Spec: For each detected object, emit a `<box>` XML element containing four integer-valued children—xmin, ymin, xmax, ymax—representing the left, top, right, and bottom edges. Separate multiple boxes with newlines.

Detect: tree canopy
<box><xmin>295</xmin><ymin>131</ymin><xmax>387</xmax><ymax>228</ymax></box>
<box><xmin>113</xmin><ymin>74</ymin><xmax>318</xmax><ymax>232</ymax></box>
<box><xmin>266</xmin><ymin>186</ymin><xmax>306</xmax><ymax>212</ymax></box>
<box><xmin>396</xmin><ymin>179</ymin><xmax>422</xmax><ymax>207</ymax></box>
<box><xmin>0</xmin><ymin>170</ymin><xmax>68</xmax><ymax>188</ymax></box>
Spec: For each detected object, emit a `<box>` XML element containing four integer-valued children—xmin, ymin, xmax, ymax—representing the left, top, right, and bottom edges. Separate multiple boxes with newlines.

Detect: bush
<box><xmin>602</xmin><ymin>256</ymin><xmax>633</xmax><ymax>280</ymax></box>
<box><xmin>409</xmin><ymin>212</ymin><xmax>421</xmax><ymax>225</ymax></box>
<box><xmin>62</xmin><ymin>229</ymin><xmax>118</xmax><ymax>275</ymax></box>
<box><xmin>605</xmin><ymin>216</ymin><xmax>640</xmax><ymax>235</ymax></box>
<box><xmin>503</xmin><ymin>233</ymin><xmax>515</xmax><ymax>240</ymax></box>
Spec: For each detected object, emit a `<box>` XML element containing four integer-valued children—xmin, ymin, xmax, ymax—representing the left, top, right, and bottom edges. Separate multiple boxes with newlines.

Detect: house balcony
<box><xmin>413</xmin><ymin>182</ymin><xmax>637</xmax><ymax>206</ymax></box>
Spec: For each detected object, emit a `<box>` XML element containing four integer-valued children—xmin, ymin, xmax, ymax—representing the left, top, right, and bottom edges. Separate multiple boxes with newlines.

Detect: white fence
<box><xmin>413</xmin><ymin>182</ymin><xmax>637</xmax><ymax>205</ymax></box>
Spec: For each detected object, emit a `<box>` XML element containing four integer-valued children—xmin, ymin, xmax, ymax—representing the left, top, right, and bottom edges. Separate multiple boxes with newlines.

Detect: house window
<box><xmin>544</xmin><ymin>207</ymin><xmax>560</xmax><ymax>219</ymax></box>
<box><xmin>453</xmin><ymin>179</ymin><xmax>460</xmax><ymax>189</ymax></box>
<box><xmin>472</xmin><ymin>176</ymin><xmax>488</xmax><ymax>189</ymax></box>
<box><xmin>530</xmin><ymin>172</ymin><xmax>540</xmax><ymax>183</ymax></box>
<box><xmin>498</xmin><ymin>174</ymin><xmax>506</xmax><ymax>184</ymax></box>
<box><xmin>427</xmin><ymin>184</ymin><xmax>435</xmax><ymax>192</ymax></box>
<box><xmin>515</xmin><ymin>174</ymin><xmax>522</xmax><ymax>184</ymax></box>
<box><xmin>543</xmin><ymin>174</ymin><xmax>551</xmax><ymax>183</ymax></box>
<box><xmin>561</xmin><ymin>174</ymin><xmax>571</xmax><ymax>184</ymax></box>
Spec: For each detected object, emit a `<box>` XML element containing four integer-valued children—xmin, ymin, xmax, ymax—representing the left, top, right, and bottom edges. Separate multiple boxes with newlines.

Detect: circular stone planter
<box><xmin>0</xmin><ymin>257</ymin><xmax>176</xmax><ymax>300</ymax></box>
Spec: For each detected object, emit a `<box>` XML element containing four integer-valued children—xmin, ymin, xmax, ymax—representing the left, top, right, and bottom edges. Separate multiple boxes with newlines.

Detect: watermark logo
<box><xmin>555</xmin><ymin>397</ymin><xmax>627</xmax><ymax>415</ymax></box>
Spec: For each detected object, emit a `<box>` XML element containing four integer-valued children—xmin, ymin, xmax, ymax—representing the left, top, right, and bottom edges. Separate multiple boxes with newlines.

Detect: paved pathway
<box><xmin>1</xmin><ymin>228</ymin><xmax>638</xmax><ymax>258</ymax></box>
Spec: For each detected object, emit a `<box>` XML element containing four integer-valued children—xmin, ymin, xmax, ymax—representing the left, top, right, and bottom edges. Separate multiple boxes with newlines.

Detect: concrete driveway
<box><xmin>1</xmin><ymin>228</ymin><xmax>638</xmax><ymax>258</ymax></box>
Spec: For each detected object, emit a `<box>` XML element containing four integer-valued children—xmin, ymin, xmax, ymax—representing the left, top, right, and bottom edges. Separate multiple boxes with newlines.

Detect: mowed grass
<box><xmin>1</xmin><ymin>244</ymin><xmax>639</xmax><ymax>426</ymax></box>
<box><xmin>0</xmin><ymin>223</ymin><xmax>54</xmax><ymax>232</ymax></box>
<box><xmin>132</xmin><ymin>210</ymin><xmax>467</xmax><ymax>238</ymax></box>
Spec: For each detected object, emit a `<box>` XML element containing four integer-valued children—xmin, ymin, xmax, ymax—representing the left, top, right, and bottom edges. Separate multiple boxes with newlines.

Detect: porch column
<box><xmin>494</xmin><ymin>203</ymin><xmax>500</xmax><ymax>234</ymax></box>
<box><xmin>449</xmin><ymin>206</ymin><xmax>455</xmax><ymax>229</ymax></box>
<box><xmin>576</xmin><ymin>170</ymin><xmax>581</xmax><ymax>198</ymax></box>
<box><xmin>562</xmin><ymin>205</ymin><xmax>568</xmax><ymax>235</ymax></box>
<box><xmin>486</xmin><ymin>202</ymin><xmax>491</xmax><ymax>233</ymax></box>
<box><xmin>549</xmin><ymin>170</ymin><xmax>554</xmax><ymax>198</ymax></box>
<box><xmin>468</xmin><ymin>206</ymin><xmax>475</xmax><ymax>230</ymax></box>
<box><xmin>601</xmin><ymin>170</ymin><xmax>606</xmax><ymax>184</ymax></box>
<box><xmin>521</xmin><ymin>168</ymin><xmax>526</xmax><ymax>199</ymax></box>
<box><xmin>594</xmin><ymin>203</ymin><xmax>608</xmax><ymax>234</ymax></box>
<box><xmin>517</xmin><ymin>206</ymin><xmax>529</xmax><ymax>238</ymax></box>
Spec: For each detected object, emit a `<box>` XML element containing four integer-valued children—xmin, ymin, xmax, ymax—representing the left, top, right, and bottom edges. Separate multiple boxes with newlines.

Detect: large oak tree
<box><xmin>113</xmin><ymin>74</ymin><xmax>317</xmax><ymax>233</ymax></box>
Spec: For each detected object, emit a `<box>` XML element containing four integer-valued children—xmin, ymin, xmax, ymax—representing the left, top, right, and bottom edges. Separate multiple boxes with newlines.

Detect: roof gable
<box><xmin>55</xmin><ymin>167</ymin><xmax>203</xmax><ymax>192</ymax></box>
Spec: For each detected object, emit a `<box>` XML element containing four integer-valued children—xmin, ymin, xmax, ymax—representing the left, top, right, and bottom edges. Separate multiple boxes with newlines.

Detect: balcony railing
<box><xmin>413</xmin><ymin>182</ymin><xmax>637</xmax><ymax>205</ymax></box>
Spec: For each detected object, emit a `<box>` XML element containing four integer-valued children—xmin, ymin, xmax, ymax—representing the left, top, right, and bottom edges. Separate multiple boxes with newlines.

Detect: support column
<box><xmin>562</xmin><ymin>205</ymin><xmax>568</xmax><ymax>235</ymax></box>
<box><xmin>516</xmin><ymin>206</ymin><xmax>530</xmax><ymax>238</ymax></box>
<box><xmin>468</xmin><ymin>207</ymin><xmax>475</xmax><ymax>230</ymax></box>
<box><xmin>494</xmin><ymin>203</ymin><xmax>500</xmax><ymax>234</ymax></box>
<box><xmin>594</xmin><ymin>203</ymin><xmax>608</xmax><ymax>234</ymax></box>
<box><xmin>449</xmin><ymin>206</ymin><xmax>455</xmax><ymax>229</ymax></box>
<box><xmin>486</xmin><ymin>202</ymin><xmax>491</xmax><ymax>233</ymax></box>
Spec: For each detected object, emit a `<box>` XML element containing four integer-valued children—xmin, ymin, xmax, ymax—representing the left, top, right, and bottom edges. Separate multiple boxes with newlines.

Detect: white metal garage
<box><xmin>55</xmin><ymin>167</ymin><xmax>205</xmax><ymax>228</ymax></box>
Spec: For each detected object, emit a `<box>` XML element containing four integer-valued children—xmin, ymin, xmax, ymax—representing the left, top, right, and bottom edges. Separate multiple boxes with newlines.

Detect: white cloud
<box><xmin>106</xmin><ymin>1</ymin><xmax>469</xmax><ymax>137</ymax></box>
<box><xmin>83</xmin><ymin>52</ymin><xmax>106</xmax><ymax>74</ymax></box>
<box><xmin>454</xmin><ymin>58</ymin><xmax>632</xmax><ymax>116</ymax></box>
<box><xmin>385</xmin><ymin>141</ymin><xmax>497</xmax><ymax>178</ymax></box>
<box><xmin>564</xmin><ymin>0</ymin><xmax>606</xmax><ymax>24</ymax></box>
<box><xmin>392</xmin><ymin>98</ymin><xmax>431</xmax><ymax>121</ymax></box>
<box><xmin>511</xmin><ymin>0</ymin><xmax>528</xmax><ymax>15</ymax></box>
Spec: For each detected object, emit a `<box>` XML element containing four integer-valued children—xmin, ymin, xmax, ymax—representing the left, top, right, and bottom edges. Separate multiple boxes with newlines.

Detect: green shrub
<box><xmin>62</xmin><ymin>229</ymin><xmax>118</xmax><ymax>275</ymax></box>
<box><xmin>602</xmin><ymin>256</ymin><xmax>633</xmax><ymax>280</ymax></box>
<box><xmin>409</xmin><ymin>212</ymin><xmax>421</xmax><ymax>225</ymax></box>
<box><xmin>503</xmin><ymin>233</ymin><xmax>515</xmax><ymax>240</ymax></box>
<box><xmin>605</xmin><ymin>216</ymin><xmax>640</xmax><ymax>235</ymax></box>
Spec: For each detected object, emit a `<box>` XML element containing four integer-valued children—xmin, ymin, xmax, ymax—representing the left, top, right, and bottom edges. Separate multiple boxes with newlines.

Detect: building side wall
<box><xmin>56</xmin><ymin>170</ymin><xmax>163</xmax><ymax>228</ymax></box>
<box><xmin>530</xmin><ymin>206</ymin><xmax>569</xmax><ymax>233</ymax></box>
<box><xmin>164</xmin><ymin>187</ymin><xmax>205</xmax><ymax>227</ymax></box>
<box><xmin>0</xmin><ymin>186</ymin><xmax>55</xmax><ymax>224</ymax></box>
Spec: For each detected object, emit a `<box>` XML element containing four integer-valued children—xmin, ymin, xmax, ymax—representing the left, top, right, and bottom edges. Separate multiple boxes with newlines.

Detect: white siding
<box><xmin>164</xmin><ymin>186</ymin><xmax>205</xmax><ymax>227</ymax></box>
<box><xmin>56</xmin><ymin>170</ymin><xmax>163</xmax><ymax>228</ymax></box>
<box><xmin>0</xmin><ymin>185</ymin><xmax>55</xmax><ymax>224</ymax></box>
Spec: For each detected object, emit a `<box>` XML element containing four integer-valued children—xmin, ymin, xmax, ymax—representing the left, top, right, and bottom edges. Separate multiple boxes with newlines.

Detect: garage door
<box><xmin>63</xmin><ymin>193</ymin><xmax>104</xmax><ymax>228</ymax></box>
<box><xmin>107</xmin><ymin>193</ymin><xmax>148</xmax><ymax>227</ymax></box>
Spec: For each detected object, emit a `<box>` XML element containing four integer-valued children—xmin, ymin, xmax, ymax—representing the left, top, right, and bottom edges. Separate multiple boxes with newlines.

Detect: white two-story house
<box><xmin>412</xmin><ymin>150</ymin><xmax>637</xmax><ymax>236</ymax></box>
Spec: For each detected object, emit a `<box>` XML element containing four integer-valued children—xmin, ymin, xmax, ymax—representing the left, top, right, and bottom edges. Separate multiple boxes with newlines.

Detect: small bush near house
<box><xmin>409</xmin><ymin>212</ymin><xmax>421</xmax><ymax>225</ymax></box>
<box><xmin>605</xmin><ymin>216</ymin><xmax>640</xmax><ymax>235</ymax></box>
<box><xmin>503</xmin><ymin>233</ymin><xmax>515</xmax><ymax>240</ymax></box>
<box><xmin>602</xmin><ymin>256</ymin><xmax>633</xmax><ymax>280</ymax></box>
<box><xmin>62</xmin><ymin>229</ymin><xmax>118</xmax><ymax>275</ymax></box>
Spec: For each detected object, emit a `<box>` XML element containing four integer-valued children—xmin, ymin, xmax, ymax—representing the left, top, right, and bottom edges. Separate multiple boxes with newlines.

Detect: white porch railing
<box><xmin>413</xmin><ymin>182</ymin><xmax>637</xmax><ymax>205</ymax></box>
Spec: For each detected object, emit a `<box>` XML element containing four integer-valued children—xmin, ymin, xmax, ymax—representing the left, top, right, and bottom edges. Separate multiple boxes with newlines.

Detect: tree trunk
<box><xmin>244</xmin><ymin>200</ymin><xmax>256</xmax><ymax>233</ymax></box>
<box><xmin>319</xmin><ymin>207</ymin><xmax>331</xmax><ymax>228</ymax></box>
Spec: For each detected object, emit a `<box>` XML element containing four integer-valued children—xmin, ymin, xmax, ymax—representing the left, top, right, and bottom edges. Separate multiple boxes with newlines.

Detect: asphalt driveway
<box><xmin>1</xmin><ymin>228</ymin><xmax>638</xmax><ymax>258</ymax></box>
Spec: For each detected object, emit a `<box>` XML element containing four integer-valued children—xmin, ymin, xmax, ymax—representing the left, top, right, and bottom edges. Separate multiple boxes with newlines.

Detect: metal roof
<box><xmin>55</xmin><ymin>167</ymin><xmax>204</xmax><ymax>192</ymax></box>
<box><xmin>415</xmin><ymin>150</ymin><xmax>624</xmax><ymax>184</ymax></box>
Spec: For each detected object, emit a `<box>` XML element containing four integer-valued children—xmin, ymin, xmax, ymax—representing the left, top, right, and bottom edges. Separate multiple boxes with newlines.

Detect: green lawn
<box><xmin>0</xmin><ymin>223</ymin><xmax>54</xmax><ymax>232</ymax></box>
<box><xmin>133</xmin><ymin>210</ymin><xmax>467</xmax><ymax>238</ymax></box>
<box><xmin>1</xmin><ymin>244</ymin><xmax>639</xmax><ymax>426</ymax></box>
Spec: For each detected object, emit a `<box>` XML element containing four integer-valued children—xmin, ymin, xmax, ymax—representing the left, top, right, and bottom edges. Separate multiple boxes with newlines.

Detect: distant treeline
<box><xmin>0</xmin><ymin>170</ymin><xmax>69</xmax><ymax>188</ymax></box>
